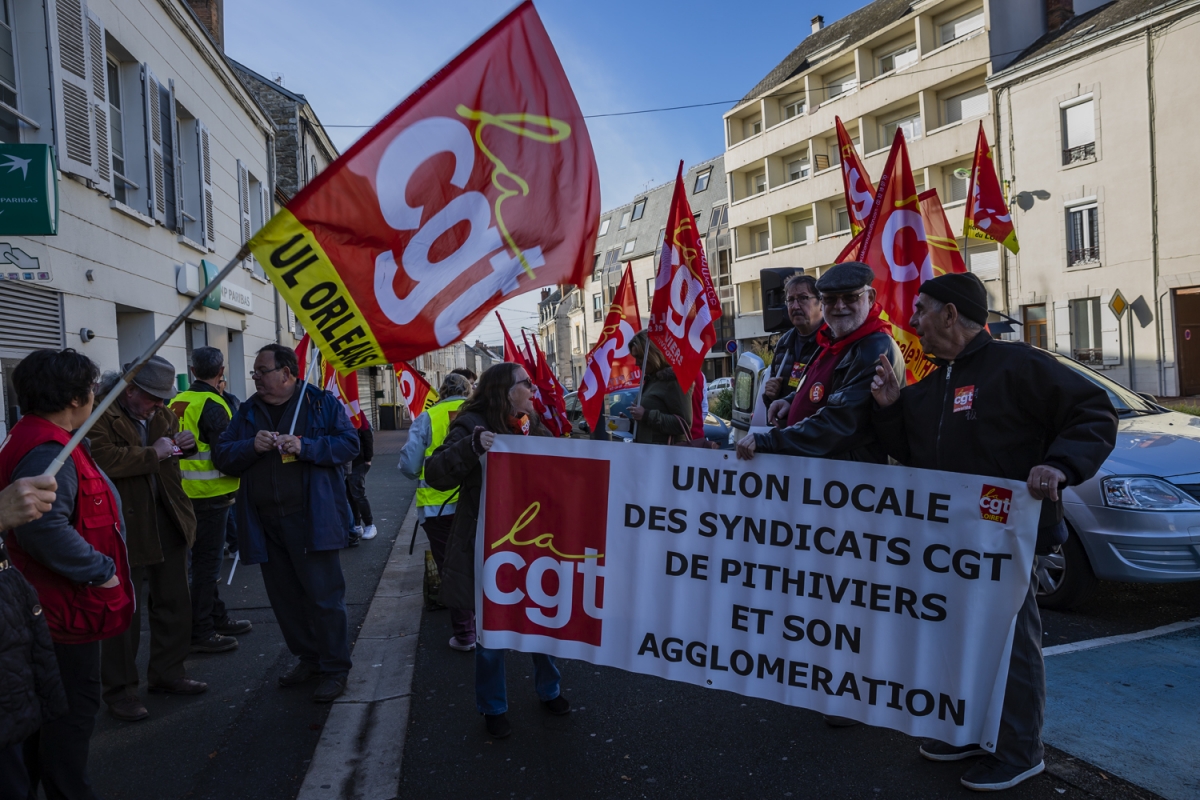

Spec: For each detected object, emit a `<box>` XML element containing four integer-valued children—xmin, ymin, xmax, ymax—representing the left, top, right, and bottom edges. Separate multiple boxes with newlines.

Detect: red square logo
<box><xmin>482</xmin><ymin>452</ymin><xmax>609</xmax><ymax>645</ymax></box>
<box><xmin>954</xmin><ymin>385</ymin><xmax>975</xmax><ymax>412</ymax></box>
<box><xmin>979</xmin><ymin>484</ymin><xmax>1013</xmax><ymax>524</ymax></box>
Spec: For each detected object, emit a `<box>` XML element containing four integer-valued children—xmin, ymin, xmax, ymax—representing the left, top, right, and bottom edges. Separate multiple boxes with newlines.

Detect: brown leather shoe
<box><xmin>148</xmin><ymin>677</ymin><xmax>208</xmax><ymax>695</ymax></box>
<box><xmin>108</xmin><ymin>695</ymin><xmax>149</xmax><ymax>722</ymax></box>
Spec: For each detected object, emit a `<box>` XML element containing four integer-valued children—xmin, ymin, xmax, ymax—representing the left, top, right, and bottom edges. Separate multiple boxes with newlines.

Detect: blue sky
<box><xmin>224</xmin><ymin>0</ymin><xmax>862</xmax><ymax>346</ymax></box>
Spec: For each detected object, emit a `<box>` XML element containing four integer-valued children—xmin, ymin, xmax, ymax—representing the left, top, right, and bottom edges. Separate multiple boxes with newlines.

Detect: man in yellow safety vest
<box><xmin>172</xmin><ymin>347</ymin><xmax>252</xmax><ymax>653</ymax></box>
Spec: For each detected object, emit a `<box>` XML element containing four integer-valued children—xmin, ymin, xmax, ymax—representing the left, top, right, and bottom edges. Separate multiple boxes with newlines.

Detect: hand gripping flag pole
<box><xmin>41</xmin><ymin>246</ymin><xmax>251</xmax><ymax>477</ymax></box>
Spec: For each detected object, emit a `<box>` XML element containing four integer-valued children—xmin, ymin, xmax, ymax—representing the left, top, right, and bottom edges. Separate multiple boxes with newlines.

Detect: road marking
<box><xmin>1044</xmin><ymin>617</ymin><xmax>1200</xmax><ymax>657</ymax></box>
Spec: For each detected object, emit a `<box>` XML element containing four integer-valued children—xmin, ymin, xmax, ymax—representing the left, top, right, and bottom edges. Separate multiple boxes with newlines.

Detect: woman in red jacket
<box><xmin>0</xmin><ymin>348</ymin><xmax>133</xmax><ymax>800</ymax></box>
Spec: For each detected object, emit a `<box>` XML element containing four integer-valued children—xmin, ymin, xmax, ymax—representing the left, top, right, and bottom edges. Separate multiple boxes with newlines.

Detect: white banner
<box><xmin>476</xmin><ymin>437</ymin><xmax>1038</xmax><ymax>749</ymax></box>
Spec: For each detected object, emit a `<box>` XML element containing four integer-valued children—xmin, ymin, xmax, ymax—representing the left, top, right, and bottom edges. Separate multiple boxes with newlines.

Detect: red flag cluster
<box><xmin>395</xmin><ymin>361</ymin><xmax>438</xmax><ymax>422</ymax></box>
<box><xmin>964</xmin><ymin>123</ymin><xmax>1019</xmax><ymax>254</ymax></box>
<box><xmin>579</xmin><ymin>265</ymin><xmax>642</xmax><ymax>431</ymax></box>
<box><xmin>295</xmin><ymin>334</ymin><xmax>368</xmax><ymax>428</ymax></box>
<box><xmin>496</xmin><ymin>313</ymin><xmax>570</xmax><ymax>436</ymax></box>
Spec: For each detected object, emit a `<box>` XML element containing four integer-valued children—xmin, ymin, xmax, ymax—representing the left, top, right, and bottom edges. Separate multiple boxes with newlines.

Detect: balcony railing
<box><xmin>1062</xmin><ymin>142</ymin><xmax>1095</xmax><ymax>165</ymax></box>
<box><xmin>1067</xmin><ymin>246</ymin><xmax>1099</xmax><ymax>266</ymax></box>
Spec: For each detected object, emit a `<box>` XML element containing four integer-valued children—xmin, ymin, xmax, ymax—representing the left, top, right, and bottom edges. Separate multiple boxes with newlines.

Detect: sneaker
<box><xmin>312</xmin><ymin>675</ymin><xmax>346</xmax><ymax>704</ymax></box>
<box><xmin>361</xmin><ymin>524</ymin><xmax>378</xmax><ymax>540</ymax></box>
<box><xmin>347</xmin><ymin>531</ymin><xmax>361</xmax><ymax>548</ymax></box>
<box><xmin>278</xmin><ymin>661</ymin><xmax>318</xmax><ymax>688</ymax></box>
<box><xmin>920</xmin><ymin>741</ymin><xmax>989</xmax><ymax>762</ymax></box>
<box><xmin>485</xmin><ymin>713</ymin><xmax>511</xmax><ymax>739</ymax></box>
<box><xmin>822</xmin><ymin>715</ymin><xmax>860</xmax><ymax>728</ymax></box>
<box><xmin>960</xmin><ymin>756</ymin><xmax>1045</xmax><ymax>791</ymax></box>
<box><xmin>190</xmin><ymin>632</ymin><xmax>238</xmax><ymax>653</ymax></box>
<box><xmin>214</xmin><ymin>618</ymin><xmax>253</xmax><ymax>636</ymax></box>
<box><xmin>353</xmin><ymin>524</ymin><xmax>364</xmax><ymax>535</ymax></box>
<box><xmin>542</xmin><ymin>695</ymin><xmax>570</xmax><ymax>716</ymax></box>
<box><xmin>108</xmin><ymin>695</ymin><xmax>149</xmax><ymax>722</ymax></box>
<box><xmin>448</xmin><ymin>635</ymin><xmax>476</xmax><ymax>652</ymax></box>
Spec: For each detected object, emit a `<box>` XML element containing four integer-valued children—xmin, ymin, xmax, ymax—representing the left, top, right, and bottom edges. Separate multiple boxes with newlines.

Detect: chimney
<box><xmin>187</xmin><ymin>0</ymin><xmax>224</xmax><ymax>51</ymax></box>
<box><xmin>541</xmin><ymin>288</ymin><xmax>551</xmax><ymax>301</ymax></box>
<box><xmin>1045</xmin><ymin>0</ymin><xmax>1074</xmax><ymax>30</ymax></box>
<box><xmin>811</xmin><ymin>15</ymin><xmax>825</xmax><ymax>34</ymax></box>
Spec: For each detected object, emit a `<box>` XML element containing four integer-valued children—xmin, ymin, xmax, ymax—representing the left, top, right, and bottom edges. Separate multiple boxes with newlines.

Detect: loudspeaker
<box><xmin>760</xmin><ymin>268</ymin><xmax>801</xmax><ymax>333</ymax></box>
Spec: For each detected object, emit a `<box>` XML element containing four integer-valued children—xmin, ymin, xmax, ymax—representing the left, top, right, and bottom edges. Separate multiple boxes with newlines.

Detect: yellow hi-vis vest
<box><xmin>170</xmin><ymin>390</ymin><xmax>239</xmax><ymax>499</ymax></box>
<box><xmin>415</xmin><ymin>398</ymin><xmax>466</xmax><ymax>509</ymax></box>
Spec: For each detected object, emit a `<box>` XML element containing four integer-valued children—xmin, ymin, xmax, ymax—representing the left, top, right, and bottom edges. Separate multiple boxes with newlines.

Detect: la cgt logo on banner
<box><xmin>480</xmin><ymin>452</ymin><xmax>608</xmax><ymax>645</ymax></box>
<box><xmin>979</xmin><ymin>485</ymin><xmax>1013</xmax><ymax>524</ymax></box>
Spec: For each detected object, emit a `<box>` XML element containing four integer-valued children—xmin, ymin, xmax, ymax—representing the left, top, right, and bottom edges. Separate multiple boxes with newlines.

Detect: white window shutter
<box><xmin>197</xmin><ymin>121</ymin><xmax>214</xmax><ymax>248</ymax></box>
<box><xmin>256</xmin><ymin>179</ymin><xmax>269</xmax><ymax>277</ymax></box>
<box><xmin>1053</xmin><ymin>300</ymin><xmax>1071</xmax><ymax>356</ymax></box>
<box><xmin>168</xmin><ymin>79</ymin><xmax>182</xmax><ymax>233</ymax></box>
<box><xmin>237</xmin><ymin>159</ymin><xmax>253</xmax><ymax>264</ymax></box>
<box><xmin>86</xmin><ymin>9</ymin><xmax>111</xmax><ymax>196</ymax></box>
<box><xmin>143</xmin><ymin>64</ymin><xmax>164</xmax><ymax>221</ymax></box>
<box><xmin>51</xmin><ymin>0</ymin><xmax>96</xmax><ymax>181</ymax></box>
<box><xmin>1100</xmin><ymin>293</ymin><xmax>1121</xmax><ymax>365</ymax></box>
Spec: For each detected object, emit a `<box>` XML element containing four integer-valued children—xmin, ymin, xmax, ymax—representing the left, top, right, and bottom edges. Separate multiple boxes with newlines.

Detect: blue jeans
<box><xmin>475</xmin><ymin>644</ymin><xmax>561</xmax><ymax>715</ymax></box>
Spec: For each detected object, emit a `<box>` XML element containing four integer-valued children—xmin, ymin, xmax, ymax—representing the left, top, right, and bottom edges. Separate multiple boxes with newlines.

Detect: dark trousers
<box><xmin>422</xmin><ymin>513</ymin><xmax>475</xmax><ymax>642</ymax></box>
<box><xmin>0</xmin><ymin>742</ymin><xmax>28</xmax><ymax>800</ymax></box>
<box><xmin>190</xmin><ymin>504</ymin><xmax>231</xmax><ymax>641</ymax></box>
<box><xmin>994</xmin><ymin>564</ymin><xmax>1046</xmax><ymax>768</ymax></box>
<box><xmin>346</xmin><ymin>463</ymin><xmax>372</xmax><ymax>526</ymax></box>
<box><xmin>225</xmin><ymin>504</ymin><xmax>239</xmax><ymax>552</ymax></box>
<box><xmin>101</xmin><ymin>540</ymin><xmax>192</xmax><ymax>702</ymax></box>
<box><xmin>259</xmin><ymin>512</ymin><xmax>352</xmax><ymax>675</ymax></box>
<box><xmin>23</xmin><ymin>641</ymin><xmax>101</xmax><ymax>800</ymax></box>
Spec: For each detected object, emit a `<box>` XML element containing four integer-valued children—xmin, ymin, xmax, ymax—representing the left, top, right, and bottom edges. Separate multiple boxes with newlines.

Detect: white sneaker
<box><xmin>361</xmin><ymin>524</ymin><xmax>377</xmax><ymax>540</ymax></box>
<box><xmin>448</xmin><ymin>635</ymin><xmax>476</xmax><ymax>652</ymax></box>
<box><xmin>352</xmin><ymin>524</ymin><xmax>364</xmax><ymax>536</ymax></box>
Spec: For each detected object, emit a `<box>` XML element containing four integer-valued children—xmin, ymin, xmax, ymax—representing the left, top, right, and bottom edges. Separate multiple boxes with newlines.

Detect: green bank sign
<box><xmin>0</xmin><ymin>144</ymin><xmax>58</xmax><ymax>236</ymax></box>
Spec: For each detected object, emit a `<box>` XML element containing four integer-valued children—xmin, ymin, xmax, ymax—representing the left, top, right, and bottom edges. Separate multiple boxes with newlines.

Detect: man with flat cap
<box><xmin>737</xmin><ymin>261</ymin><xmax>904</xmax><ymax>463</ymax></box>
<box><xmin>870</xmin><ymin>272</ymin><xmax>1116</xmax><ymax>792</ymax></box>
<box><xmin>90</xmin><ymin>355</ymin><xmax>206</xmax><ymax>722</ymax></box>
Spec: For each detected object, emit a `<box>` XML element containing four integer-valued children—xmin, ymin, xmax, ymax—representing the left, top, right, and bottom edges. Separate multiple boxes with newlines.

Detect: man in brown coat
<box><xmin>90</xmin><ymin>355</ymin><xmax>205</xmax><ymax>721</ymax></box>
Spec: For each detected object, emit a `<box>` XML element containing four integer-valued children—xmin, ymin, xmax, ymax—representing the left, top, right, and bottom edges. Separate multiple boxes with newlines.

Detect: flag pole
<box><xmin>287</xmin><ymin>339</ymin><xmax>319</xmax><ymax>436</ymax></box>
<box><xmin>630</xmin><ymin>340</ymin><xmax>651</xmax><ymax>441</ymax></box>
<box><xmin>42</xmin><ymin>246</ymin><xmax>251</xmax><ymax>477</ymax></box>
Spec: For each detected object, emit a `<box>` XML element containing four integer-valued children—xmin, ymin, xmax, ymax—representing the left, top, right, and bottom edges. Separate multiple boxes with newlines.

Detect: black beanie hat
<box><xmin>918</xmin><ymin>272</ymin><xmax>989</xmax><ymax>325</ymax></box>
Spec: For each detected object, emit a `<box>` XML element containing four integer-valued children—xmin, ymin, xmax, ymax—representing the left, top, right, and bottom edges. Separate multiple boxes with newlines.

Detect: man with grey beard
<box><xmin>736</xmin><ymin>261</ymin><xmax>903</xmax><ymax>463</ymax></box>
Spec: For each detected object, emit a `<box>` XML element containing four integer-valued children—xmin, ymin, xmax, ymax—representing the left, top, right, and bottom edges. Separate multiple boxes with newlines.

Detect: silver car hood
<box><xmin>1101</xmin><ymin>411</ymin><xmax>1200</xmax><ymax>479</ymax></box>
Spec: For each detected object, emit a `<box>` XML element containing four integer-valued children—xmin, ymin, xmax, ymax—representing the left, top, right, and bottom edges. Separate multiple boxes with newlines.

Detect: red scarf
<box><xmin>787</xmin><ymin>305</ymin><xmax>891</xmax><ymax>427</ymax></box>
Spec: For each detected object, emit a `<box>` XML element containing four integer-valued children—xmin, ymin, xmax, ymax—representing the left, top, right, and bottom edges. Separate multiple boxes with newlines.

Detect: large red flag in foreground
<box><xmin>579</xmin><ymin>264</ymin><xmax>642</xmax><ymax>430</ymax></box>
<box><xmin>836</xmin><ymin>117</ymin><xmax>875</xmax><ymax>235</ymax></box>
<box><xmin>964</xmin><ymin>123</ymin><xmax>1019</xmax><ymax>254</ymax></box>
<box><xmin>648</xmin><ymin>163</ymin><xmax>721</xmax><ymax>393</ymax></box>
<box><xmin>248</xmin><ymin>2</ymin><xmax>599</xmax><ymax>372</ymax></box>
<box><xmin>396</xmin><ymin>362</ymin><xmax>438</xmax><ymax>421</ymax></box>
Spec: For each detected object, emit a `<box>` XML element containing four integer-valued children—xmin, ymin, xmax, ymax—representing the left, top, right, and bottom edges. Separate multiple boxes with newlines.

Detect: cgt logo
<box><xmin>979</xmin><ymin>485</ymin><xmax>1013</xmax><ymax>524</ymax></box>
<box><xmin>481</xmin><ymin>453</ymin><xmax>609</xmax><ymax>645</ymax></box>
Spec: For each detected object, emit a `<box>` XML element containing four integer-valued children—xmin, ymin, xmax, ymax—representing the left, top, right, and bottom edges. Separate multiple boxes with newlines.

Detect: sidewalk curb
<box><xmin>298</xmin><ymin>500</ymin><xmax>424</xmax><ymax>800</ymax></box>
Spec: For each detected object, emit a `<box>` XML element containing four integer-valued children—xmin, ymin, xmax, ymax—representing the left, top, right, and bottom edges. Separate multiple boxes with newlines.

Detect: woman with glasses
<box><xmin>625</xmin><ymin>331</ymin><xmax>692</xmax><ymax>446</ymax></box>
<box><xmin>423</xmin><ymin>362</ymin><xmax>568</xmax><ymax>739</ymax></box>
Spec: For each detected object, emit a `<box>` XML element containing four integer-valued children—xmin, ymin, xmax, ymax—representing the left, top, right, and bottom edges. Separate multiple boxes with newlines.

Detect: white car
<box><xmin>707</xmin><ymin>377</ymin><xmax>732</xmax><ymax>398</ymax></box>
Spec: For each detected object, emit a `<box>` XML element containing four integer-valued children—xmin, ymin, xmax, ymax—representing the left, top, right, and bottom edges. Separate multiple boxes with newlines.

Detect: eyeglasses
<box><xmin>785</xmin><ymin>294</ymin><xmax>817</xmax><ymax>306</ymax></box>
<box><xmin>820</xmin><ymin>290</ymin><xmax>868</xmax><ymax>307</ymax></box>
<box><xmin>249</xmin><ymin>366</ymin><xmax>284</xmax><ymax>379</ymax></box>
<box><xmin>515</xmin><ymin>378</ymin><xmax>534</xmax><ymax>389</ymax></box>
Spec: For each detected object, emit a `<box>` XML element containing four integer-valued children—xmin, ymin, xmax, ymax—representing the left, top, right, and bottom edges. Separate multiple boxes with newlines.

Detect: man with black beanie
<box><xmin>870</xmin><ymin>271</ymin><xmax>1117</xmax><ymax>792</ymax></box>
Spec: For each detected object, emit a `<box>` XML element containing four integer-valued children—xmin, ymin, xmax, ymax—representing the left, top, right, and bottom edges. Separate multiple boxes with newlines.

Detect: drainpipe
<box><xmin>1146</xmin><ymin>29</ymin><xmax>1164</xmax><ymax>395</ymax></box>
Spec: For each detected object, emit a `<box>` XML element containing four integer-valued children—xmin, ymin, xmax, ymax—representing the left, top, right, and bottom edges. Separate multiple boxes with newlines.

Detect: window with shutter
<box><xmin>0</xmin><ymin>283</ymin><xmax>64</xmax><ymax>353</ymax></box>
<box><xmin>944</xmin><ymin>86</ymin><xmax>987</xmax><ymax>125</ymax></box>
<box><xmin>255</xmin><ymin>181</ymin><xmax>268</xmax><ymax>278</ymax></box>
<box><xmin>237</xmin><ymin>160</ymin><xmax>253</xmax><ymax>266</ymax></box>
<box><xmin>167</xmin><ymin>79</ymin><xmax>182</xmax><ymax>233</ymax></box>
<box><xmin>53</xmin><ymin>0</ymin><xmax>95</xmax><ymax>180</ymax></box>
<box><xmin>1061</xmin><ymin>98</ymin><xmax>1096</xmax><ymax>163</ymax></box>
<box><xmin>1053</xmin><ymin>300</ymin><xmax>1071</xmax><ymax>355</ymax></box>
<box><xmin>143</xmin><ymin>63</ymin><xmax>164</xmax><ymax>220</ymax></box>
<box><xmin>195</xmin><ymin>120</ymin><xmax>213</xmax><ymax>247</ymax></box>
<box><xmin>86</xmin><ymin>9</ymin><xmax>110</xmax><ymax>195</ymax></box>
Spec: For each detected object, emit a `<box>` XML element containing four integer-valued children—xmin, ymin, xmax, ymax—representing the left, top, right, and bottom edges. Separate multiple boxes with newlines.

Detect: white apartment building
<box><xmin>0</xmin><ymin>0</ymin><xmax>279</xmax><ymax>435</ymax></box>
<box><xmin>722</xmin><ymin>0</ymin><xmax>1051</xmax><ymax>348</ymax></box>
<box><xmin>990</xmin><ymin>0</ymin><xmax>1200</xmax><ymax>397</ymax></box>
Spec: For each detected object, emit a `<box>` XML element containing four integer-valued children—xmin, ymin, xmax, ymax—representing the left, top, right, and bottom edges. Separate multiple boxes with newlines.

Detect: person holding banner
<box><xmin>625</xmin><ymin>331</ymin><xmax>692</xmax><ymax>446</ymax></box>
<box><xmin>399</xmin><ymin>372</ymin><xmax>476</xmax><ymax>651</ymax></box>
<box><xmin>424</xmin><ymin>363</ymin><xmax>568</xmax><ymax>739</ymax></box>
<box><xmin>870</xmin><ymin>272</ymin><xmax>1117</xmax><ymax>792</ymax></box>
<box><xmin>212</xmin><ymin>344</ymin><xmax>359</xmax><ymax>704</ymax></box>
<box><xmin>761</xmin><ymin>273</ymin><xmax>824</xmax><ymax>407</ymax></box>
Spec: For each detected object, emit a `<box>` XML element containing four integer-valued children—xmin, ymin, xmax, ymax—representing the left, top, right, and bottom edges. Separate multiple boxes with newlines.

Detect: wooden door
<box><xmin>1175</xmin><ymin>289</ymin><xmax>1200</xmax><ymax>396</ymax></box>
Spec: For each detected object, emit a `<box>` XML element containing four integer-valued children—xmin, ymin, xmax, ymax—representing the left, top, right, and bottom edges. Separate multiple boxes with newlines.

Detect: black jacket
<box><xmin>764</xmin><ymin>327</ymin><xmax>821</xmax><ymax>404</ymax></box>
<box><xmin>633</xmin><ymin>368</ymin><xmax>691</xmax><ymax>445</ymax></box>
<box><xmin>756</xmin><ymin>330</ymin><xmax>903</xmax><ymax>463</ymax></box>
<box><xmin>0</xmin><ymin>551</ymin><xmax>67</xmax><ymax>747</ymax></box>
<box><xmin>353</xmin><ymin>424</ymin><xmax>374</xmax><ymax>466</ymax></box>
<box><xmin>872</xmin><ymin>332</ymin><xmax>1118</xmax><ymax>534</ymax></box>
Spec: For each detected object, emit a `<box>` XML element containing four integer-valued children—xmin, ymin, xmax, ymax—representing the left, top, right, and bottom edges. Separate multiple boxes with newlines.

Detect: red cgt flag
<box><xmin>648</xmin><ymin>162</ymin><xmax>721</xmax><ymax>393</ymax></box>
<box><xmin>323</xmin><ymin>363</ymin><xmax>368</xmax><ymax>429</ymax></box>
<box><xmin>964</xmin><ymin>122</ymin><xmax>1019</xmax><ymax>254</ymax></box>
<box><xmin>579</xmin><ymin>264</ymin><xmax>642</xmax><ymax>431</ymax></box>
<box><xmin>527</xmin><ymin>331</ymin><xmax>570</xmax><ymax>436</ymax></box>
<box><xmin>836</xmin><ymin>117</ymin><xmax>876</xmax><ymax>235</ymax></box>
<box><xmin>919</xmin><ymin>189</ymin><xmax>968</xmax><ymax>277</ymax></box>
<box><xmin>497</xmin><ymin>312</ymin><xmax>528</xmax><ymax>367</ymax></box>
<box><xmin>248</xmin><ymin>2</ymin><xmax>599</xmax><ymax>373</ymax></box>
<box><xmin>396</xmin><ymin>361</ymin><xmax>438</xmax><ymax>422</ymax></box>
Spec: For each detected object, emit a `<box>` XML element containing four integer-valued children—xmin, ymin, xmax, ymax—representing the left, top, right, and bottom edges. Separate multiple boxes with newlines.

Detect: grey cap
<box><xmin>816</xmin><ymin>261</ymin><xmax>875</xmax><ymax>293</ymax></box>
<box><xmin>123</xmin><ymin>355</ymin><xmax>177</xmax><ymax>400</ymax></box>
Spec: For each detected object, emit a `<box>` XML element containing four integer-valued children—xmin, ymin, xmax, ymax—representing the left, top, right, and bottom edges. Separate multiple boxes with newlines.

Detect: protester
<box><xmin>90</xmin><ymin>356</ymin><xmax>205</xmax><ymax>722</ymax></box>
<box><xmin>761</xmin><ymin>272</ymin><xmax>824</xmax><ymax>407</ymax></box>
<box><xmin>870</xmin><ymin>272</ymin><xmax>1118</xmax><ymax>792</ymax></box>
<box><xmin>450</xmin><ymin>367</ymin><xmax>477</xmax><ymax>386</ymax></box>
<box><xmin>346</xmin><ymin>418</ymin><xmax>376</xmax><ymax>541</ymax></box>
<box><xmin>173</xmin><ymin>347</ymin><xmax>252</xmax><ymax>655</ymax></box>
<box><xmin>212</xmin><ymin>344</ymin><xmax>359</xmax><ymax>704</ymax></box>
<box><xmin>424</xmin><ymin>362</ymin><xmax>569</xmax><ymax>739</ymax></box>
<box><xmin>399</xmin><ymin>372</ymin><xmax>475</xmax><ymax>650</ymax></box>
<box><xmin>625</xmin><ymin>331</ymin><xmax>691</xmax><ymax>445</ymax></box>
<box><xmin>737</xmin><ymin>262</ymin><xmax>903</xmax><ymax>462</ymax></box>
<box><xmin>0</xmin><ymin>349</ymin><xmax>133</xmax><ymax>798</ymax></box>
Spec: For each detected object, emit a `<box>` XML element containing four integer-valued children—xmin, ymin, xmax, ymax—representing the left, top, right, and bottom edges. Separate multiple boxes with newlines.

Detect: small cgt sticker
<box><xmin>980</xmin><ymin>485</ymin><xmax>1013</xmax><ymax>524</ymax></box>
<box><xmin>809</xmin><ymin>382</ymin><xmax>825</xmax><ymax>403</ymax></box>
<box><xmin>954</xmin><ymin>385</ymin><xmax>975</xmax><ymax>412</ymax></box>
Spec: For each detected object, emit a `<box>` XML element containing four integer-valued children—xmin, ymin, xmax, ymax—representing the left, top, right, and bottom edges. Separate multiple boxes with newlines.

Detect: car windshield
<box><xmin>1052</xmin><ymin>355</ymin><xmax>1160</xmax><ymax>416</ymax></box>
<box><xmin>606</xmin><ymin>389</ymin><xmax>639</xmax><ymax>418</ymax></box>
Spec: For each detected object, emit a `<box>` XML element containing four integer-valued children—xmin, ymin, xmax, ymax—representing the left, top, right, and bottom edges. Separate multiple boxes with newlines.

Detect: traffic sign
<box><xmin>1108</xmin><ymin>289</ymin><xmax>1128</xmax><ymax>319</ymax></box>
<box><xmin>725</xmin><ymin>340</ymin><xmax>738</xmax><ymax>354</ymax></box>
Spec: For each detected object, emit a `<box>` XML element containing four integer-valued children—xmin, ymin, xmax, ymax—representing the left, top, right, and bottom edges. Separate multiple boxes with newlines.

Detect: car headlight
<box><xmin>1101</xmin><ymin>477</ymin><xmax>1200</xmax><ymax>510</ymax></box>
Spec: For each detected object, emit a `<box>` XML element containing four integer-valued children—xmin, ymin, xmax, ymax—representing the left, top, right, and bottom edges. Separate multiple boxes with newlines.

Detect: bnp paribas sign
<box><xmin>0</xmin><ymin>144</ymin><xmax>58</xmax><ymax>236</ymax></box>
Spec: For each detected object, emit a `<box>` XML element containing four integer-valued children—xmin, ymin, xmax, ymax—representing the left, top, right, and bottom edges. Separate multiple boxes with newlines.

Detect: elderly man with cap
<box><xmin>870</xmin><ymin>272</ymin><xmax>1117</xmax><ymax>792</ymax></box>
<box><xmin>90</xmin><ymin>356</ymin><xmax>205</xmax><ymax>722</ymax></box>
<box><xmin>736</xmin><ymin>261</ymin><xmax>903</xmax><ymax>462</ymax></box>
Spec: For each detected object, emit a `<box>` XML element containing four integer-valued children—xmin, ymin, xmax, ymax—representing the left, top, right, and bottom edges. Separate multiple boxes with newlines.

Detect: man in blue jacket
<box><xmin>213</xmin><ymin>344</ymin><xmax>359</xmax><ymax>703</ymax></box>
